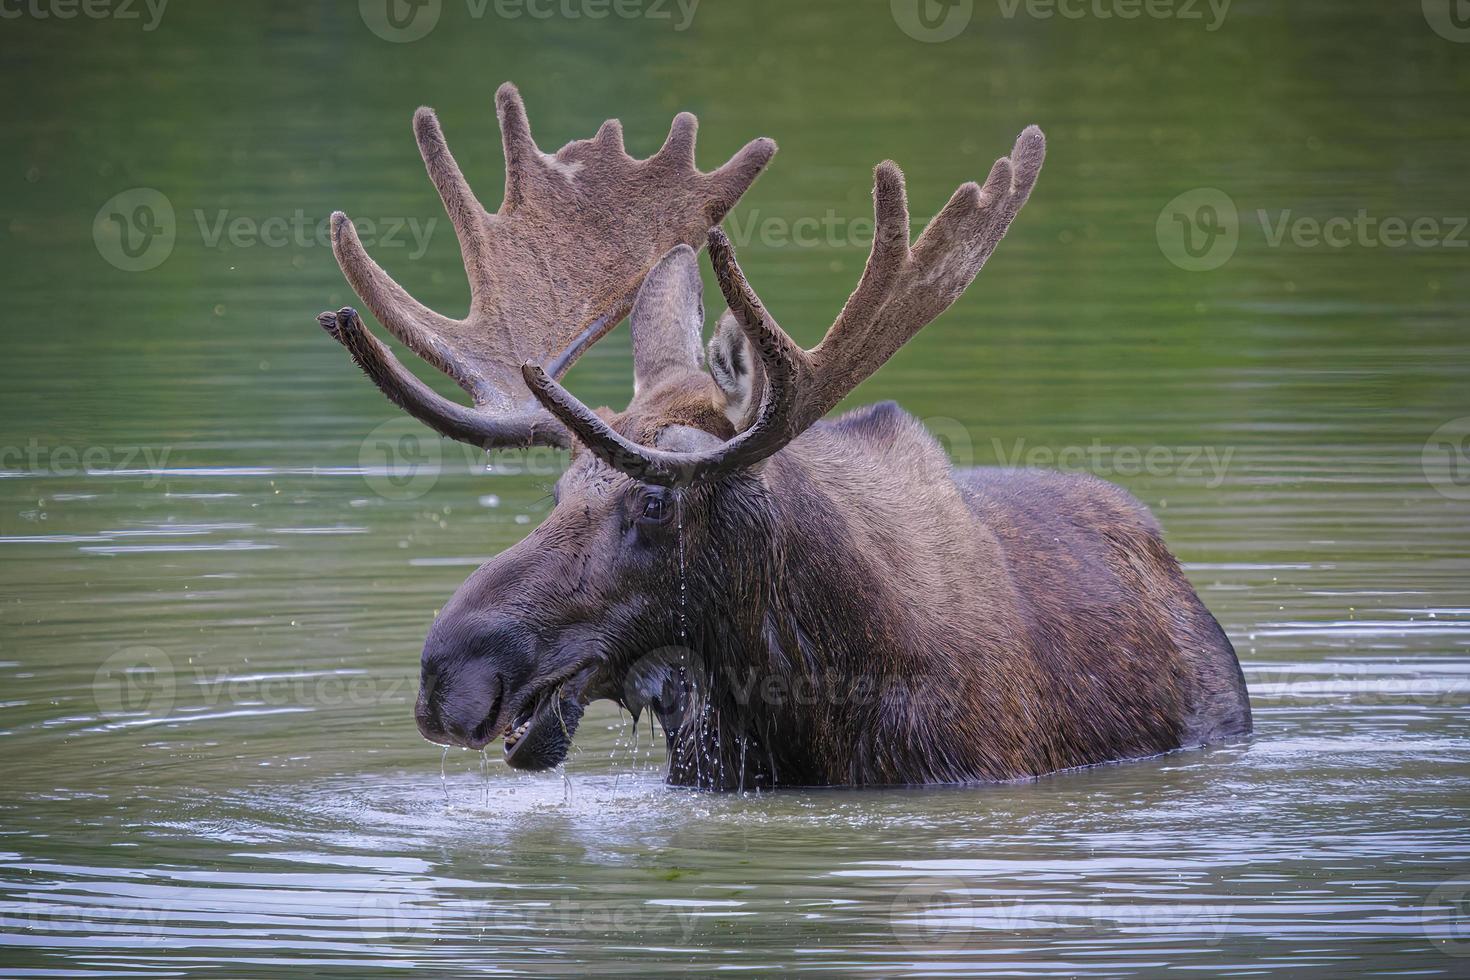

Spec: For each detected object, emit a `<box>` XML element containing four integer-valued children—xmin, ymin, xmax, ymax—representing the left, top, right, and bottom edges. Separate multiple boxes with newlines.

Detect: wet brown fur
<box><xmin>332</xmin><ymin>92</ymin><xmax>1252</xmax><ymax>788</ymax></box>
<box><xmin>543</xmin><ymin>376</ymin><xmax>1253</xmax><ymax>789</ymax></box>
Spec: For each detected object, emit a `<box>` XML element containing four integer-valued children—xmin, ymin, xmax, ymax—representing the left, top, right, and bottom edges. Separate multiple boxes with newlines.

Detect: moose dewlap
<box><xmin>314</xmin><ymin>82</ymin><xmax>1252</xmax><ymax>790</ymax></box>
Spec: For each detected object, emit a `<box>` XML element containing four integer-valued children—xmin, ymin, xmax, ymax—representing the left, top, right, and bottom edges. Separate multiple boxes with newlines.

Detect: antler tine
<box><xmin>315</xmin><ymin>84</ymin><xmax>777</xmax><ymax>456</ymax></box>
<box><xmin>328</xmin><ymin>212</ymin><xmax>486</xmax><ymax>399</ymax></box>
<box><xmin>521</xmin><ymin>126</ymin><xmax>1045</xmax><ymax>488</ymax></box>
<box><xmin>999</xmin><ymin>124</ymin><xmax>1047</xmax><ymax>229</ymax></box>
<box><xmin>811</xmin><ymin>160</ymin><xmax>913</xmax><ymax>388</ymax></box>
<box><xmin>655</xmin><ymin>112</ymin><xmax>699</xmax><ymax>170</ymax></box>
<box><xmin>707</xmin><ymin>228</ymin><xmax>808</xmax><ymax>439</ymax></box>
<box><xmin>819</xmin><ymin>129</ymin><xmax>1041</xmax><ymax>395</ymax></box>
<box><xmin>413</xmin><ymin>107</ymin><xmax>489</xmax><ymax>263</ymax></box>
<box><xmin>495</xmin><ymin>82</ymin><xmax>539</xmax><ymax>212</ymax></box>
<box><xmin>521</xmin><ymin>364</ymin><xmax>681</xmax><ymax>484</ymax></box>
<box><xmin>521</xmin><ymin>281</ymin><xmax>806</xmax><ymax>486</ymax></box>
<box><xmin>523</xmin><ymin>230</ymin><xmax>808</xmax><ymax>486</ymax></box>
<box><xmin>709</xmin><ymin>137</ymin><xmax>779</xmax><ymax>218</ymax></box>
<box><xmin>321</xmin><ymin>308</ymin><xmax>564</xmax><ymax>448</ymax></box>
<box><xmin>592</xmin><ymin>118</ymin><xmax>625</xmax><ymax>152</ymax></box>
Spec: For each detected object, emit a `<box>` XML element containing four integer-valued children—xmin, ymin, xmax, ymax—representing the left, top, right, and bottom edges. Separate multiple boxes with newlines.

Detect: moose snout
<box><xmin>415</xmin><ymin>666</ymin><xmax>505</xmax><ymax>749</ymax></box>
<box><xmin>414</xmin><ymin>618</ymin><xmax>536</xmax><ymax>749</ymax></box>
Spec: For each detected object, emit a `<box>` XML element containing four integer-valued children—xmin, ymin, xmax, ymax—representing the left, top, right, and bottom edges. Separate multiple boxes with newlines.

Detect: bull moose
<box><xmin>315</xmin><ymin>83</ymin><xmax>1251</xmax><ymax>790</ymax></box>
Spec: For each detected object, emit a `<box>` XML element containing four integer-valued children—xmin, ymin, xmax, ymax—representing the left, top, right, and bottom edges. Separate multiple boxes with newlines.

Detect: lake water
<box><xmin>2</xmin><ymin>0</ymin><xmax>1468</xmax><ymax>975</ymax></box>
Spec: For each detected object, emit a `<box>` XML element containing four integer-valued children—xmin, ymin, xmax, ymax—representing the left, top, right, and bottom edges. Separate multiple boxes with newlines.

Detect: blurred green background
<box><xmin>1</xmin><ymin>1</ymin><xmax>1468</xmax><ymax>976</ymax></box>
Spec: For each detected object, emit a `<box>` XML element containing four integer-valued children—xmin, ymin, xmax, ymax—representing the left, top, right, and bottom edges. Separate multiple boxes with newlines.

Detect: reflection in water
<box><xmin>2</xmin><ymin>0</ymin><xmax>1469</xmax><ymax>974</ymax></box>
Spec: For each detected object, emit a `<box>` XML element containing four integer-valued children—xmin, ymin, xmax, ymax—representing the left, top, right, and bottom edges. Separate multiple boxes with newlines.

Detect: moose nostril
<box><xmin>468</xmin><ymin>678</ymin><xmax>506</xmax><ymax>745</ymax></box>
<box><xmin>414</xmin><ymin>688</ymin><xmax>446</xmax><ymax>742</ymax></box>
<box><xmin>417</xmin><ymin>616</ymin><xmax>533</xmax><ymax>745</ymax></box>
<box><xmin>414</xmin><ymin>661</ymin><xmax>463</xmax><ymax>743</ymax></box>
<box><xmin>427</xmin><ymin>673</ymin><xmax>504</xmax><ymax>746</ymax></box>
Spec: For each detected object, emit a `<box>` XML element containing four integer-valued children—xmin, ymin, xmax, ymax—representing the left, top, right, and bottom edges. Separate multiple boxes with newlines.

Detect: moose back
<box><xmin>314</xmin><ymin>83</ymin><xmax>1252</xmax><ymax>789</ymax></box>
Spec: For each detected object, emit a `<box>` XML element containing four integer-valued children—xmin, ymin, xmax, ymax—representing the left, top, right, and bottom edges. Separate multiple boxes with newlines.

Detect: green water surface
<box><xmin>1</xmin><ymin>0</ymin><xmax>1468</xmax><ymax>975</ymax></box>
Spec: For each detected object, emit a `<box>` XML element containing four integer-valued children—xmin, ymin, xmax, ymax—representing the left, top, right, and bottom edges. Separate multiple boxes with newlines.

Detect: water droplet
<box><xmin>674</xmin><ymin>488</ymin><xmax>688</xmax><ymax>647</ymax></box>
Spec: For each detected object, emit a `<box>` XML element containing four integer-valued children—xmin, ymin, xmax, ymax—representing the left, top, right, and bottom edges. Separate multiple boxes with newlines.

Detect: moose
<box><xmin>315</xmin><ymin>84</ymin><xmax>1251</xmax><ymax>790</ymax></box>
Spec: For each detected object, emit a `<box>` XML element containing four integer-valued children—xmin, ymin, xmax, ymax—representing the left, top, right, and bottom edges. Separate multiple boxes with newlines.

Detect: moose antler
<box><xmin>524</xmin><ymin>126</ymin><xmax>1046</xmax><ymax>484</ymax></box>
<box><xmin>318</xmin><ymin>82</ymin><xmax>776</xmax><ymax>448</ymax></box>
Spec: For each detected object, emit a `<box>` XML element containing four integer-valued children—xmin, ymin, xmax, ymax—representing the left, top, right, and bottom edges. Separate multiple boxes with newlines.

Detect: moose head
<box><xmin>317</xmin><ymin>84</ymin><xmax>1120</xmax><ymax>789</ymax></box>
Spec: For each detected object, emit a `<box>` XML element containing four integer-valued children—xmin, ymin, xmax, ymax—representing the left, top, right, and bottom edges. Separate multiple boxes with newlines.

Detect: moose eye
<box><xmin>639</xmin><ymin>488</ymin><xmax>672</xmax><ymax>525</ymax></box>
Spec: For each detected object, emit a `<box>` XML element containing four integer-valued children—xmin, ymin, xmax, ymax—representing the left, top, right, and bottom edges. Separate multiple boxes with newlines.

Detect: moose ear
<box><xmin>629</xmin><ymin>244</ymin><xmax>705</xmax><ymax>395</ymax></box>
<box><xmin>707</xmin><ymin>310</ymin><xmax>760</xmax><ymax>427</ymax></box>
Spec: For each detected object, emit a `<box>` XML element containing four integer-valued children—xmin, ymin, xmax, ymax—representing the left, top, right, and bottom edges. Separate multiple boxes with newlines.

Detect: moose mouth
<box><xmin>500</xmin><ymin>682</ymin><xmax>587</xmax><ymax>771</ymax></box>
